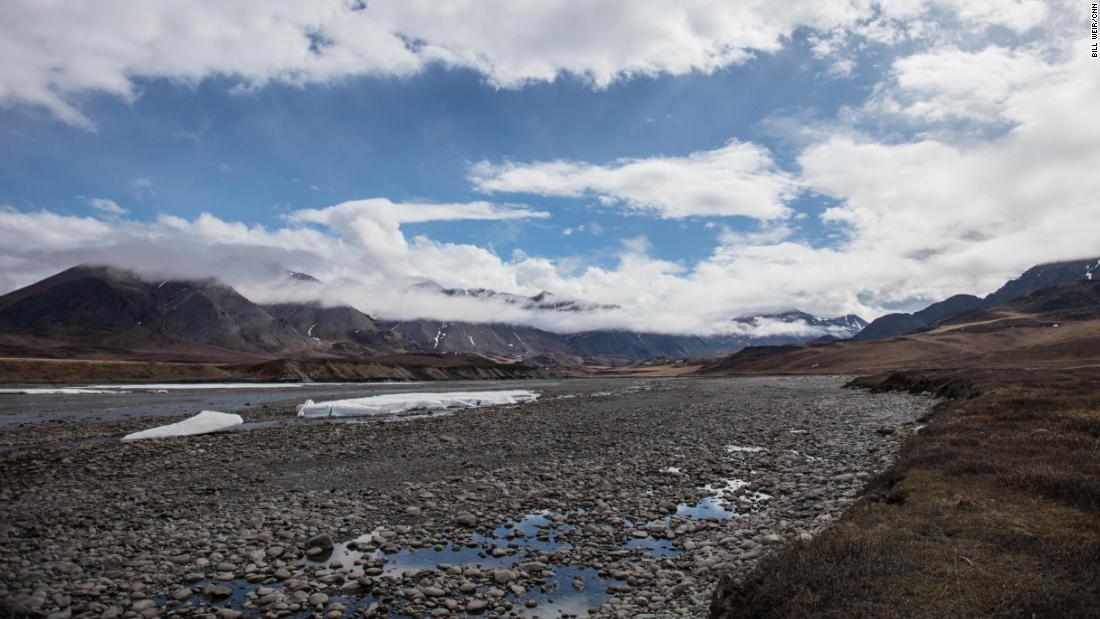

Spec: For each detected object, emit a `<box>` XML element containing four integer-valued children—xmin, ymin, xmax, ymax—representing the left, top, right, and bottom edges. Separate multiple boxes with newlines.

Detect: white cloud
<box><xmin>620</xmin><ymin>236</ymin><xmax>652</xmax><ymax>255</ymax></box>
<box><xmin>0</xmin><ymin>0</ymin><xmax>1060</xmax><ymax>128</ymax></box>
<box><xmin>718</xmin><ymin>223</ymin><xmax>794</xmax><ymax>246</ymax></box>
<box><xmin>931</xmin><ymin>0</ymin><xmax>1048</xmax><ymax>33</ymax></box>
<box><xmin>867</xmin><ymin>46</ymin><xmax>1056</xmax><ymax>124</ymax></box>
<box><xmin>470</xmin><ymin>140</ymin><xmax>798</xmax><ymax>220</ymax></box>
<box><xmin>128</xmin><ymin>178</ymin><xmax>154</xmax><ymax>200</ymax></box>
<box><xmin>85</xmin><ymin>197</ymin><xmax>127</xmax><ymax>216</ymax></box>
<box><xmin>827</xmin><ymin>58</ymin><xmax>856</xmax><ymax>78</ymax></box>
<box><xmin>0</xmin><ymin>199</ymin><xmax>551</xmax><ymax>312</ymax></box>
<box><xmin>795</xmin><ymin>33</ymin><xmax>1100</xmax><ymax>304</ymax></box>
<box><xmin>289</xmin><ymin>198</ymin><xmax>545</xmax><ymax>226</ymax></box>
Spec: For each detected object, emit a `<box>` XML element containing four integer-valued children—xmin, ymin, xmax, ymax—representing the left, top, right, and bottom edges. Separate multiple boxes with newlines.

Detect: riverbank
<box><xmin>0</xmin><ymin>355</ymin><xmax>551</xmax><ymax>385</ymax></box>
<box><xmin>710</xmin><ymin>369</ymin><xmax>1100</xmax><ymax>618</ymax></box>
<box><xmin>0</xmin><ymin>376</ymin><xmax>932</xmax><ymax>617</ymax></box>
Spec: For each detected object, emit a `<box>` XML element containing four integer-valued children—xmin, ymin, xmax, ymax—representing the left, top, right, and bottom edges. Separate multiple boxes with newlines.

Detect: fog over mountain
<box><xmin>0</xmin><ymin>265</ymin><xmax>871</xmax><ymax>362</ymax></box>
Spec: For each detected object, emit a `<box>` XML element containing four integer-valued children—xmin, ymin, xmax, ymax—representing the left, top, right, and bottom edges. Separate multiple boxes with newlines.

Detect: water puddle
<box><xmin>157</xmin><ymin>461</ymin><xmax>769</xmax><ymax>617</ymax></box>
<box><xmin>299</xmin><ymin>510</ymin><xmax>610</xmax><ymax>616</ymax></box>
<box><xmin>624</xmin><ymin>537</ymin><xmax>680</xmax><ymax>558</ymax></box>
<box><xmin>669</xmin><ymin>476</ymin><xmax>773</xmax><ymax>522</ymax></box>
<box><xmin>157</xmin><ymin>578</ymin><xmax>385</xmax><ymax>617</ymax></box>
<box><xmin>676</xmin><ymin>496</ymin><xmax>734</xmax><ymax>520</ymax></box>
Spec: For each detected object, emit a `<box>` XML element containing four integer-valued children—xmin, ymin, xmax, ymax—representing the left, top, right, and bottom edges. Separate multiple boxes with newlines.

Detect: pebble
<box><xmin>0</xmin><ymin>377</ymin><xmax>932</xmax><ymax>619</ymax></box>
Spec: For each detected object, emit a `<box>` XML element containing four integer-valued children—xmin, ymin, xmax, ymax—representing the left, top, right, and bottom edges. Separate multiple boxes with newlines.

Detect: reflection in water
<box><xmin>676</xmin><ymin>496</ymin><xmax>733</xmax><ymax>520</ymax></box>
<box><xmin>304</xmin><ymin>510</ymin><xmax>610</xmax><ymax>617</ymax></box>
<box><xmin>163</xmin><ymin>469</ymin><xmax>772</xmax><ymax>617</ymax></box>
<box><xmin>157</xmin><ymin>578</ymin><xmax>384</xmax><ymax>617</ymax></box>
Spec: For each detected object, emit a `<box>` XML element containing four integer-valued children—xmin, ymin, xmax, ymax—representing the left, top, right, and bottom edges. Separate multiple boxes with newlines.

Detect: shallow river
<box><xmin>0</xmin><ymin>378</ymin><xmax>592</xmax><ymax>428</ymax></box>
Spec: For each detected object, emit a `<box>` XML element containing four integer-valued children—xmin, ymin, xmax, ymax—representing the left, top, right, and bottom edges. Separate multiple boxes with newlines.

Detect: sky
<box><xmin>0</xmin><ymin>0</ymin><xmax>1098</xmax><ymax>335</ymax></box>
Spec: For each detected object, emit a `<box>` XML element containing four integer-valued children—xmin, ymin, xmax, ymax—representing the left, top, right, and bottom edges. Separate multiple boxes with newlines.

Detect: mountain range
<box><xmin>853</xmin><ymin>257</ymin><xmax>1100</xmax><ymax>340</ymax></box>
<box><xmin>6</xmin><ymin>257</ymin><xmax>1091</xmax><ymax>366</ymax></box>
<box><xmin>0</xmin><ymin>265</ymin><xmax>407</xmax><ymax>360</ymax></box>
<box><xmin>0</xmin><ymin>265</ymin><xmax>868</xmax><ymax>364</ymax></box>
<box><xmin>702</xmin><ymin>275</ymin><xmax>1100</xmax><ymax>376</ymax></box>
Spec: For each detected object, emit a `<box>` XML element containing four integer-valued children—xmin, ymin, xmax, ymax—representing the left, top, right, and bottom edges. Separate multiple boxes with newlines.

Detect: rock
<box><xmin>466</xmin><ymin>599</ymin><xmax>489</xmax><ymax>613</ymax></box>
<box><xmin>454</xmin><ymin>512</ymin><xmax>478</xmax><ymax>527</ymax></box>
<box><xmin>492</xmin><ymin>569</ymin><xmax>515</xmax><ymax>584</ymax></box>
<box><xmin>204</xmin><ymin>585</ymin><xmax>232</xmax><ymax>598</ymax></box>
<box><xmin>306</xmin><ymin>533</ymin><xmax>334</xmax><ymax>552</ymax></box>
<box><xmin>518</xmin><ymin>561</ymin><xmax>547</xmax><ymax>573</ymax></box>
<box><xmin>308</xmin><ymin>592</ymin><xmax>329</xmax><ymax>607</ymax></box>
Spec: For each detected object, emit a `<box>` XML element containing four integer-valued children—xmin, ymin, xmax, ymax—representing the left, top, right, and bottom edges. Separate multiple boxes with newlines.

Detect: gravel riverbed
<box><xmin>0</xmin><ymin>376</ymin><xmax>934</xmax><ymax>618</ymax></box>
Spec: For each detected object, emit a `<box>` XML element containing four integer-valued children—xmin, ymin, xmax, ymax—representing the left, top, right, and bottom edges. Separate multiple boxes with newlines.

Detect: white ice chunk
<box><xmin>122</xmin><ymin>410</ymin><xmax>243</xmax><ymax>441</ymax></box>
<box><xmin>296</xmin><ymin>390</ymin><xmax>539</xmax><ymax>418</ymax></box>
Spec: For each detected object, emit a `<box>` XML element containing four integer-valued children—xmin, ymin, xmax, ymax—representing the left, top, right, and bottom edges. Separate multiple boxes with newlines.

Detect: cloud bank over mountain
<box><xmin>0</xmin><ymin>0</ymin><xmax>1094</xmax><ymax>335</ymax></box>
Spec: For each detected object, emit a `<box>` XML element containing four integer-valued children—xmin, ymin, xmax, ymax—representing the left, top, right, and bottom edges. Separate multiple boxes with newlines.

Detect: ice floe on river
<box><xmin>296</xmin><ymin>390</ymin><xmax>540</xmax><ymax>418</ymax></box>
<box><xmin>122</xmin><ymin>410</ymin><xmax>243</xmax><ymax>441</ymax></box>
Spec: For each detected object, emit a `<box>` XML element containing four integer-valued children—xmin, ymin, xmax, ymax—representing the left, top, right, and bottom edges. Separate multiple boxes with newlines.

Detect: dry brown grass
<box><xmin>711</xmin><ymin>369</ymin><xmax>1100</xmax><ymax>618</ymax></box>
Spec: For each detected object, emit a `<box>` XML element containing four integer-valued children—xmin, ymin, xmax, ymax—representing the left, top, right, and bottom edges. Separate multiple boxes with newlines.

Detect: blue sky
<box><xmin>0</xmin><ymin>1</ymin><xmax>1095</xmax><ymax>334</ymax></box>
<box><xmin>0</xmin><ymin>32</ymin><xmax>878</xmax><ymax>267</ymax></box>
